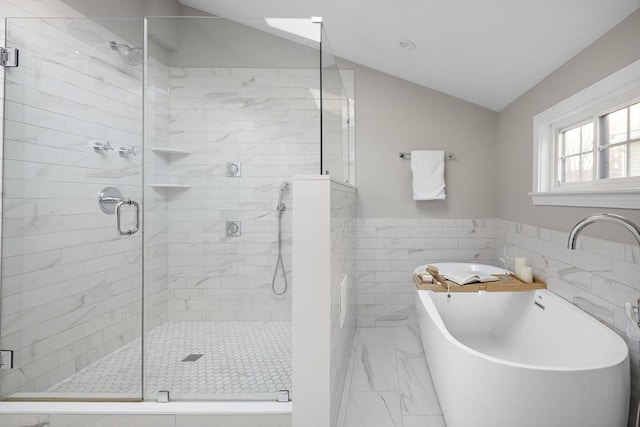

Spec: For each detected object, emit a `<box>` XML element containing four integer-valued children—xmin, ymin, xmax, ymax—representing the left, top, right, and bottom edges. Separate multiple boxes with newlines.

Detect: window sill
<box><xmin>530</xmin><ymin>189</ymin><xmax>640</xmax><ymax>209</ymax></box>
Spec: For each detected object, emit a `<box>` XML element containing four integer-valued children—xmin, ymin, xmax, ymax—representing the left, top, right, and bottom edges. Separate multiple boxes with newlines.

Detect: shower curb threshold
<box><xmin>0</xmin><ymin>401</ymin><xmax>292</xmax><ymax>415</ymax></box>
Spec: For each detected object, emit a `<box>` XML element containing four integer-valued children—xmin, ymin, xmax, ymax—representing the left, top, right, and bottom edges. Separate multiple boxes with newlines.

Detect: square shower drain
<box><xmin>181</xmin><ymin>354</ymin><xmax>203</xmax><ymax>362</ymax></box>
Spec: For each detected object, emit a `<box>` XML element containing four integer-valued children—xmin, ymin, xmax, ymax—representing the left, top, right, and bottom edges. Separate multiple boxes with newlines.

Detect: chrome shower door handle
<box><xmin>115</xmin><ymin>199</ymin><xmax>140</xmax><ymax>236</ymax></box>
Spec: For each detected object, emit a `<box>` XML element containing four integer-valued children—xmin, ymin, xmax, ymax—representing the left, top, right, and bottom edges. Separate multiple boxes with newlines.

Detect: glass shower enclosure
<box><xmin>0</xmin><ymin>15</ymin><xmax>352</xmax><ymax>402</ymax></box>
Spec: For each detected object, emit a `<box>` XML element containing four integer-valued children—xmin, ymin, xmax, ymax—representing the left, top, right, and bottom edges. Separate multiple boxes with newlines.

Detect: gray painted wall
<box><xmin>346</xmin><ymin>60</ymin><xmax>498</xmax><ymax>219</ymax></box>
<box><xmin>495</xmin><ymin>9</ymin><xmax>640</xmax><ymax>240</ymax></box>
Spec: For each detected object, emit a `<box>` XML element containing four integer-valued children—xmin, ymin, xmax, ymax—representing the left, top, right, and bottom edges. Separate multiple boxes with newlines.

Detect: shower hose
<box><xmin>271</xmin><ymin>209</ymin><xmax>288</xmax><ymax>296</ymax></box>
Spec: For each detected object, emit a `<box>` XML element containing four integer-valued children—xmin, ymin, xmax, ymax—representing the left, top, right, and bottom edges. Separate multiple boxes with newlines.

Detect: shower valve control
<box><xmin>226</xmin><ymin>162</ymin><xmax>241</xmax><ymax>177</ymax></box>
<box><xmin>0</xmin><ymin>350</ymin><xmax>14</xmax><ymax>370</ymax></box>
<box><xmin>118</xmin><ymin>146</ymin><xmax>137</xmax><ymax>157</ymax></box>
<box><xmin>226</xmin><ymin>221</ymin><xmax>241</xmax><ymax>237</ymax></box>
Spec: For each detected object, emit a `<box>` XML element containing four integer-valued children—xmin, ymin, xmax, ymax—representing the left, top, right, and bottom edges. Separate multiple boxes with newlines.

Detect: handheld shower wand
<box><xmin>271</xmin><ymin>181</ymin><xmax>289</xmax><ymax>295</ymax></box>
<box><xmin>277</xmin><ymin>181</ymin><xmax>289</xmax><ymax>217</ymax></box>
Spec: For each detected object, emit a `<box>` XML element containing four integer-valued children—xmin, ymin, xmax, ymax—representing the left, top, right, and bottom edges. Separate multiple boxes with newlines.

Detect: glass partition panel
<box><xmin>143</xmin><ymin>16</ymin><xmax>321</xmax><ymax>401</ymax></box>
<box><xmin>0</xmin><ymin>18</ymin><xmax>143</xmax><ymax>401</ymax></box>
<box><xmin>320</xmin><ymin>26</ymin><xmax>355</xmax><ymax>184</ymax></box>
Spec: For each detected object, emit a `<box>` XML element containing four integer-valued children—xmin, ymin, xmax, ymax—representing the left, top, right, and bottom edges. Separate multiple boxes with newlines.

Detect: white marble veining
<box><xmin>339</xmin><ymin>327</ymin><xmax>445</xmax><ymax>427</ymax></box>
<box><xmin>350</xmin><ymin>343</ymin><xmax>398</xmax><ymax>392</ymax></box>
<box><xmin>356</xmin><ymin>218</ymin><xmax>498</xmax><ymax>326</ymax></box>
<box><xmin>348</xmin><ymin>327</ymin><xmax>396</xmax><ymax>392</ymax></box>
<box><xmin>329</xmin><ymin>182</ymin><xmax>358</xmax><ymax>426</ymax></box>
<box><xmin>397</xmin><ymin>357</ymin><xmax>441</xmax><ymax>416</ymax></box>
<box><xmin>164</xmin><ymin>65</ymin><xmax>321</xmax><ymax>323</ymax></box>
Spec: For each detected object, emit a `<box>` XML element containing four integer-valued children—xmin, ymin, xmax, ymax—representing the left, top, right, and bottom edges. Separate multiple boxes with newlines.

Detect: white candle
<box><xmin>514</xmin><ymin>257</ymin><xmax>527</xmax><ymax>276</ymax></box>
<box><xmin>519</xmin><ymin>266</ymin><xmax>533</xmax><ymax>284</ymax></box>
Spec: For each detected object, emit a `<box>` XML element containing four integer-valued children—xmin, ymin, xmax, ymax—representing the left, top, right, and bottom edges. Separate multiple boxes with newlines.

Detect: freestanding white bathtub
<box><xmin>415</xmin><ymin>263</ymin><xmax>630</xmax><ymax>427</ymax></box>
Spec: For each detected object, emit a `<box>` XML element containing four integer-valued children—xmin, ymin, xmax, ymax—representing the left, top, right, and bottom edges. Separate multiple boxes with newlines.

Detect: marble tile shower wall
<box><xmin>356</xmin><ymin>218</ymin><xmax>497</xmax><ymax>327</ymax></box>
<box><xmin>144</xmin><ymin>56</ymin><xmax>171</xmax><ymax>331</ymax></box>
<box><xmin>165</xmin><ymin>66</ymin><xmax>320</xmax><ymax>321</ymax></box>
<box><xmin>0</xmin><ymin>15</ymin><xmax>146</xmax><ymax>395</ymax></box>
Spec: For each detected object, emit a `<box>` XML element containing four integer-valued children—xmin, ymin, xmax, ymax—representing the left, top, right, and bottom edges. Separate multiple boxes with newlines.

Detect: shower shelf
<box><xmin>150</xmin><ymin>147</ymin><xmax>192</xmax><ymax>155</ymax></box>
<box><xmin>149</xmin><ymin>184</ymin><xmax>192</xmax><ymax>189</ymax></box>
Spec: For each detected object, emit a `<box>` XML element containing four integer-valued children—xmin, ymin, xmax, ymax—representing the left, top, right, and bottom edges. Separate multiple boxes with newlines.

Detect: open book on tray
<box><xmin>443</xmin><ymin>270</ymin><xmax>500</xmax><ymax>285</ymax></box>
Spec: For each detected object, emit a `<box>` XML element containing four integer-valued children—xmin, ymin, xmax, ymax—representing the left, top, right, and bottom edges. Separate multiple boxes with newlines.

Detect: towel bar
<box><xmin>399</xmin><ymin>152</ymin><xmax>456</xmax><ymax>160</ymax></box>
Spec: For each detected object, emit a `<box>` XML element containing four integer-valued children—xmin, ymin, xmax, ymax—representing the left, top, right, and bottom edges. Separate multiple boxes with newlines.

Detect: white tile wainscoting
<box><xmin>356</xmin><ymin>217</ymin><xmax>639</xmax><ymax>334</ymax></box>
<box><xmin>355</xmin><ymin>218</ymin><xmax>497</xmax><ymax>327</ymax></box>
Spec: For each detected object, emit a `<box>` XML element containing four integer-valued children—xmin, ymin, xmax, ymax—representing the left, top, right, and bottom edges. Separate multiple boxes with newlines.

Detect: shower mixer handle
<box><xmin>93</xmin><ymin>141</ymin><xmax>114</xmax><ymax>153</ymax></box>
<box><xmin>118</xmin><ymin>146</ymin><xmax>136</xmax><ymax>157</ymax></box>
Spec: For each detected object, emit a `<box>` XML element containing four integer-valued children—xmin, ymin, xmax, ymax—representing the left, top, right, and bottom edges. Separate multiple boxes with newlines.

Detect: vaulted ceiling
<box><xmin>181</xmin><ymin>0</ymin><xmax>639</xmax><ymax>111</ymax></box>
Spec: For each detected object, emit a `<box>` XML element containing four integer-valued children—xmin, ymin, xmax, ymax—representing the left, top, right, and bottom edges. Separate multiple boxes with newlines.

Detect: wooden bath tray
<box><xmin>414</xmin><ymin>273</ymin><xmax>546</xmax><ymax>292</ymax></box>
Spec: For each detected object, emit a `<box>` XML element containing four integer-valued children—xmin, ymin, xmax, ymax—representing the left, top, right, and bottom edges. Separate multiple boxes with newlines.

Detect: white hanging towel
<box><xmin>411</xmin><ymin>150</ymin><xmax>446</xmax><ymax>200</ymax></box>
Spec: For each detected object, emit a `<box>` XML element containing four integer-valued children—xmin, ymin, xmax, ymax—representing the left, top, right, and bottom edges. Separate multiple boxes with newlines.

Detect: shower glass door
<box><xmin>142</xmin><ymin>16</ymin><xmax>322</xmax><ymax>401</ymax></box>
<box><xmin>0</xmin><ymin>17</ymin><xmax>144</xmax><ymax>401</ymax></box>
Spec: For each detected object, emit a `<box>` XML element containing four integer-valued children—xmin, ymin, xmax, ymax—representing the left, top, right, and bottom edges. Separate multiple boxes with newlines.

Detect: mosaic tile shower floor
<box><xmin>46</xmin><ymin>321</ymin><xmax>291</xmax><ymax>398</ymax></box>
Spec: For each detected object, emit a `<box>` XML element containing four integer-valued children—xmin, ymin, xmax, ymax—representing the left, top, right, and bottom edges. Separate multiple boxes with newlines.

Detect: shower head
<box><xmin>280</xmin><ymin>181</ymin><xmax>289</xmax><ymax>191</ymax></box>
<box><xmin>109</xmin><ymin>41</ymin><xmax>143</xmax><ymax>66</ymax></box>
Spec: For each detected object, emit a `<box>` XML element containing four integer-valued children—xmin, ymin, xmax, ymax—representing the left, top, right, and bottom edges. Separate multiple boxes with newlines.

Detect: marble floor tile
<box><xmin>393</xmin><ymin>327</ymin><xmax>424</xmax><ymax>358</ymax></box>
<box><xmin>46</xmin><ymin>321</ymin><xmax>290</xmax><ymax>397</ymax></box>
<box><xmin>350</xmin><ymin>343</ymin><xmax>398</xmax><ymax>392</ymax></box>
<box><xmin>339</xmin><ymin>327</ymin><xmax>447</xmax><ymax>427</ymax></box>
<box><xmin>336</xmin><ymin>344</ymin><xmax>357</xmax><ymax>427</ymax></box>
<box><xmin>0</xmin><ymin>414</ymin><xmax>50</xmax><ymax>427</ymax></box>
<box><xmin>397</xmin><ymin>357</ymin><xmax>442</xmax><ymax>416</ymax></box>
<box><xmin>343</xmin><ymin>391</ymin><xmax>402</xmax><ymax>427</ymax></box>
<box><xmin>402</xmin><ymin>415</ymin><xmax>447</xmax><ymax>427</ymax></box>
<box><xmin>356</xmin><ymin>327</ymin><xmax>396</xmax><ymax>346</ymax></box>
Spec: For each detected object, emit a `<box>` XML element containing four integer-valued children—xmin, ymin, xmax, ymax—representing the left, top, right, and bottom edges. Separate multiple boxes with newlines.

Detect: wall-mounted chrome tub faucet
<box><xmin>567</xmin><ymin>213</ymin><xmax>640</xmax><ymax>249</ymax></box>
<box><xmin>567</xmin><ymin>212</ymin><xmax>640</xmax><ymax>426</ymax></box>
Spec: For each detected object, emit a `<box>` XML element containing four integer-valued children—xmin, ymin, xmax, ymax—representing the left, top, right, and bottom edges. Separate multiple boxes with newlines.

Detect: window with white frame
<box><xmin>532</xmin><ymin>59</ymin><xmax>640</xmax><ymax>209</ymax></box>
<box><xmin>556</xmin><ymin>100</ymin><xmax>640</xmax><ymax>186</ymax></box>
